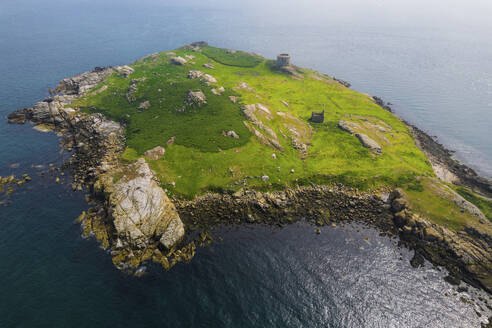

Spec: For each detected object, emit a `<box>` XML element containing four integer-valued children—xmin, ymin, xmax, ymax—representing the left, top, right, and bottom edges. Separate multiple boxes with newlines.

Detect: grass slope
<box><xmin>71</xmin><ymin>44</ymin><xmax>485</xmax><ymax>231</ymax></box>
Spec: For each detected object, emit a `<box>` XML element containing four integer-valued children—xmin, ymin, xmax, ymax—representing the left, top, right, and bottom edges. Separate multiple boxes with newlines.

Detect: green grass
<box><xmin>403</xmin><ymin>178</ymin><xmax>472</xmax><ymax>231</ymax></box>
<box><xmin>201</xmin><ymin>46</ymin><xmax>263</xmax><ymax>67</ymax></box>
<box><xmin>68</xmin><ymin>44</ymin><xmax>490</xmax><ymax>232</ymax></box>
<box><xmin>73</xmin><ymin>45</ymin><xmax>434</xmax><ymax>200</ymax></box>
<box><xmin>456</xmin><ymin>187</ymin><xmax>492</xmax><ymax>222</ymax></box>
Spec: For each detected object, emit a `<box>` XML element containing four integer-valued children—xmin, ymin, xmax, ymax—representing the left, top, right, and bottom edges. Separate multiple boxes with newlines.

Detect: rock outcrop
<box><xmin>186</xmin><ymin>90</ymin><xmax>207</xmax><ymax>107</ymax></box>
<box><xmin>7</xmin><ymin>63</ymin><xmax>186</xmax><ymax>273</ymax></box>
<box><xmin>171</xmin><ymin>56</ymin><xmax>187</xmax><ymax>65</ymax></box>
<box><xmin>410</xmin><ymin>123</ymin><xmax>492</xmax><ymax>198</ymax></box>
<box><xmin>223</xmin><ymin>130</ymin><xmax>239</xmax><ymax>139</ymax></box>
<box><xmin>388</xmin><ymin>189</ymin><xmax>492</xmax><ymax>293</ymax></box>
<box><xmin>144</xmin><ymin>146</ymin><xmax>166</xmax><ymax>160</ymax></box>
<box><xmin>355</xmin><ymin>133</ymin><xmax>382</xmax><ymax>153</ymax></box>
<box><xmin>188</xmin><ymin>70</ymin><xmax>204</xmax><ymax>79</ymax></box>
<box><xmin>137</xmin><ymin>100</ymin><xmax>151</xmax><ymax>111</ymax></box>
<box><xmin>95</xmin><ymin>159</ymin><xmax>184</xmax><ymax>254</ymax></box>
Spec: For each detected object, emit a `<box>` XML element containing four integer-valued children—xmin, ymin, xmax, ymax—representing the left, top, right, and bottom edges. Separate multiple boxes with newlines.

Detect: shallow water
<box><xmin>1</xmin><ymin>0</ymin><xmax>491</xmax><ymax>327</ymax></box>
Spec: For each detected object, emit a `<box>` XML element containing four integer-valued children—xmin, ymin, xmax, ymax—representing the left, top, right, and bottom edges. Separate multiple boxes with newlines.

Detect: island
<box><xmin>7</xmin><ymin>42</ymin><xmax>492</xmax><ymax>292</ymax></box>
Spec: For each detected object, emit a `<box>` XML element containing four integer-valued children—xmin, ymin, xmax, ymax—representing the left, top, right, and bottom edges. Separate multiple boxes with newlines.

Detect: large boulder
<box><xmin>202</xmin><ymin>74</ymin><xmax>217</xmax><ymax>85</ymax></box>
<box><xmin>171</xmin><ymin>56</ymin><xmax>187</xmax><ymax>65</ymax></box>
<box><xmin>105</xmin><ymin>159</ymin><xmax>184</xmax><ymax>249</ymax></box>
<box><xmin>186</xmin><ymin>90</ymin><xmax>207</xmax><ymax>107</ymax></box>
<box><xmin>188</xmin><ymin>70</ymin><xmax>204</xmax><ymax>79</ymax></box>
<box><xmin>55</xmin><ymin>66</ymin><xmax>115</xmax><ymax>95</ymax></box>
<box><xmin>115</xmin><ymin>65</ymin><xmax>134</xmax><ymax>78</ymax></box>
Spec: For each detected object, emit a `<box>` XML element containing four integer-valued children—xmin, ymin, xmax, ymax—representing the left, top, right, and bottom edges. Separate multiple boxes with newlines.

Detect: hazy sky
<box><xmin>4</xmin><ymin>0</ymin><xmax>492</xmax><ymax>31</ymax></box>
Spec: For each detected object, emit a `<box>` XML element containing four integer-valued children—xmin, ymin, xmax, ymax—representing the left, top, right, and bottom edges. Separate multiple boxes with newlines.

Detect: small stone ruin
<box><xmin>310</xmin><ymin>110</ymin><xmax>325</xmax><ymax>123</ymax></box>
<box><xmin>276</xmin><ymin>54</ymin><xmax>291</xmax><ymax>67</ymax></box>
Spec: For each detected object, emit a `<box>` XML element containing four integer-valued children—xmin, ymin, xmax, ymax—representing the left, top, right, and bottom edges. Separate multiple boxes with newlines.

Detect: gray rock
<box><xmin>171</xmin><ymin>56</ymin><xmax>187</xmax><ymax>65</ymax></box>
<box><xmin>102</xmin><ymin>159</ymin><xmax>184</xmax><ymax>249</ymax></box>
<box><xmin>338</xmin><ymin>120</ymin><xmax>358</xmax><ymax>134</ymax></box>
<box><xmin>188</xmin><ymin>70</ymin><xmax>204</xmax><ymax>79</ymax></box>
<box><xmin>7</xmin><ymin>110</ymin><xmax>27</xmax><ymax>124</ymax></box>
<box><xmin>202</xmin><ymin>74</ymin><xmax>217</xmax><ymax>85</ymax></box>
<box><xmin>54</xmin><ymin>66</ymin><xmax>115</xmax><ymax>96</ymax></box>
<box><xmin>225</xmin><ymin>130</ymin><xmax>239</xmax><ymax>139</ymax></box>
<box><xmin>137</xmin><ymin>100</ymin><xmax>151</xmax><ymax>111</ymax></box>
<box><xmin>186</xmin><ymin>90</ymin><xmax>207</xmax><ymax>107</ymax></box>
<box><xmin>143</xmin><ymin>146</ymin><xmax>166</xmax><ymax>160</ymax></box>
<box><xmin>211</xmin><ymin>87</ymin><xmax>225</xmax><ymax>95</ymax></box>
<box><xmin>262</xmin><ymin>175</ymin><xmax>269</xmax><ymax>181</ymax></box>
<box><xmin>203</xmin><ymin>63</ymin><xmax>215</xmax><ymax>69</ymax></box>
<box><xmin>159</xmin><ymin>217</ymin><xmax>185</xmax><ymax>249</ymax></box>
<box><xmin>115</xmin><ymin>65</ymin><xmax>134</xmax><ymax>78</ymax></box>
<box><xmin>355</xmin><ymin>133</ymin><xmax>382</xmax><ymax>153</ymax></box>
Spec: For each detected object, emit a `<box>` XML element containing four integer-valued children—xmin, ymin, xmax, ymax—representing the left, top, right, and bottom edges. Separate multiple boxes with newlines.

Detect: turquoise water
<box><xmin>1</xmin><ymin>0</ymin><xmax>491</xmax><ymax>327</ymax></box>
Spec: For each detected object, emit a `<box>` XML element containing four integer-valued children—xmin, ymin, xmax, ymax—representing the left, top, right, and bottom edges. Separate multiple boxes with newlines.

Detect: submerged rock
<box><xmin>7</xmin><ymin>110</ymin><xmax>27</xmax><ymax>124</ymax></box>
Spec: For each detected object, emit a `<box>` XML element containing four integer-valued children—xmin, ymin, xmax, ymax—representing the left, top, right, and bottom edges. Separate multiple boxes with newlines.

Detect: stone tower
<box><xmin>276</xmin><ymin>54</ymin><xmax>291</xmax><ymax>67</ymax></box>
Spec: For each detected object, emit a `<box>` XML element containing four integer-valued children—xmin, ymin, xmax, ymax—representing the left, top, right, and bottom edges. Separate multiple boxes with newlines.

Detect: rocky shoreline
<box><xmin>6</xmin><ymin>60</ymin><xmax>492</xmax><ymax>297</ymax></box>
<box><xmin>369</xmin><ymin>95</ymin><xmax>492</xmax><ymax>198</ymax></box>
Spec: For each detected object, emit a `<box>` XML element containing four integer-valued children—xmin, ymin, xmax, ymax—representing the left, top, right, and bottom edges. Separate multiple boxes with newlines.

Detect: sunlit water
<box><xmin>1</xmin><ymin>0</ymin><xmax>491</xmax><ymax>327</ymax></box>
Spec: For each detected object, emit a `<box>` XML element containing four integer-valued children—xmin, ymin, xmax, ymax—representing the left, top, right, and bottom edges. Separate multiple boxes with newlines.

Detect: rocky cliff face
<box><xmin>389</xmin><ymin>189</ymin><xmax>492</xmax><ymax>293</ymax></box>
<box><xmin>94</xmin><ymin>159</ymin><xmax>184</xmax><ymax>260</ymax></box>
<box><xmin>175</xmin><ymin>185</ymin><xmax>492</xmax><ymax>293</ymax></box>
<box><xmin>8</xmin><ymin>65</ymin><xmax>185</xmax><ymax>273</ymax></box>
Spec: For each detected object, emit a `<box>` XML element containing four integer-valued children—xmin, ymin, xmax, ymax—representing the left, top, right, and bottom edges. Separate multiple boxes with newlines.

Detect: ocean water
<box><xmin>1</xmin><ymin>0</ymin><xmax>491</xmax><ymax>327</ymax></box>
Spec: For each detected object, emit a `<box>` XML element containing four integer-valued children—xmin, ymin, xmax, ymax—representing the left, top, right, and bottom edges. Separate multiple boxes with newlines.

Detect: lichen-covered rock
<box><xmin>225</xmin><ymin>130</ymin><xmax>239</xmax><ymax>139</ymax></box>
<box><xmin>186</xmin><ymin>90</ymin><xmax>207</xmax><ymax>106</ymax></box>
<box><xmin>144</xmin><ymin>146</ymin><xmax>165</xmax><ymax>160</ymax></box>
<box><xmin>55</xmin><ymin>66</ymin><xmax>115</xmax><ymax>95</ymax></box>
<box><xmin>202</xmin><ymin>74</ymin><xmax>217</xmax><ymax>85</ymax></box>
<box><xmin>171</xmin><ymin>56</ymin><xmax>187</xmax><ymax>65</ymax></box>
<box><xmin>356</xmin><ymin>133</ymin><xmax>382</xmax><ymax>153</ymax></box>
<box><xmin>115</xmin><ymin>65</ymin><xmax>134</xmax><ymax>78</ymax></box>
<box><xmin>337</xmin><ymin>120</ymin><xmax>359</xmax><ymax>134</ymax></box>
<box><xmin>159</xmin><ymin>217</ymin><xmax>185</xmax><ymax>249</ymax></box>
<box><xmin>101</xmin><ymin>159</ymin><xmax>184</xmax><ymax>250</ymax></box>
<box><xmin>7</xmin><ymin>110</ymin><xmax>27</xmax><ymax>123</ymax></box>
<box><xmin>188</xmin><ymin>70</ymin><xmax>203</xmax><ymax>79</ymax></box>
<box><xmin>137</xmin><ymin>100</ymin><xmax>151</xmax><ymax>111</ymax></box>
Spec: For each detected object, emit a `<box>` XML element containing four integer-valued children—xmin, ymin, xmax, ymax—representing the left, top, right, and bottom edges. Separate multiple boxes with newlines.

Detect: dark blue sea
<box><xmin>1</xmin><ymin>0</ymin><xmax>491</xmax><ymax>327</ymax></box>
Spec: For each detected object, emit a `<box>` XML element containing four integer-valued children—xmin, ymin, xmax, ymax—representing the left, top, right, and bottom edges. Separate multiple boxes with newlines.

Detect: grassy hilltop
<box><xmin>71</xmin><ymin>44</ymin><xmax>491</xmax><ymax>231</ymax></box>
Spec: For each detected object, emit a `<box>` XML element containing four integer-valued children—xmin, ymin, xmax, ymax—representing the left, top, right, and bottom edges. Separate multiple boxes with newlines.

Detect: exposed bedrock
<box><xmin>7</xmin><ymin>64</ymin><xmax>185</xmax><ymax>272</ymax></box>
<box><xmin>176</xmin><ymin>185</ymin><xmax>492</xmax><ymax>293</ymax></box>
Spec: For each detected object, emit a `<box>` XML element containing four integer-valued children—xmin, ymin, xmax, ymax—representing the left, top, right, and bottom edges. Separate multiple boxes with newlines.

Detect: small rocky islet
<box><xmin>7</xmin><ymin>42</ymin><xmax>492</xmax><ymax>295</ymax></box>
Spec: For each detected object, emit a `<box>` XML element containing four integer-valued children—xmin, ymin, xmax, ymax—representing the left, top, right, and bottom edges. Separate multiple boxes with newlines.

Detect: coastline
<box><xmin>6</xmin><ymin>49</ymin><xmax>492</xmax><ymax>295</ymax></box>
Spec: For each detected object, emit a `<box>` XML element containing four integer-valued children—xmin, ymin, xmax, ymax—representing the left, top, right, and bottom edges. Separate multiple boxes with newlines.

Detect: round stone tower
<box><xmin>276</xmin><ymin>54</ymin><xmax>291</xmax><ymax>67</ymax></box>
